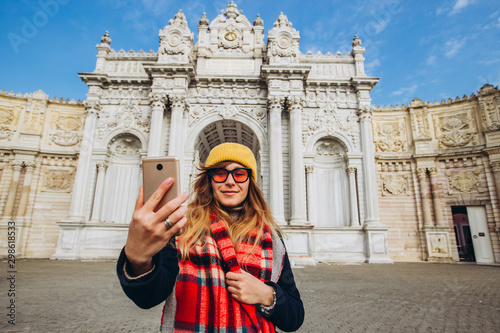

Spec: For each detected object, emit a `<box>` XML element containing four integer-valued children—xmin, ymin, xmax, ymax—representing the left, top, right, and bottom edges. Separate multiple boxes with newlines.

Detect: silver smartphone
<box><xmin>142</xmin><ymin>156</ymin><xmax>181</xmax><ymax>211</ymax></box>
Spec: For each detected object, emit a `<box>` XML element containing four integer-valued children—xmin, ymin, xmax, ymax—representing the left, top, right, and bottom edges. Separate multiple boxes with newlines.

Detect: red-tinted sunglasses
<box><xmin>208</xmin><ymin>168</ymin><xmax>251</xmax><ymax>183</ymax></box>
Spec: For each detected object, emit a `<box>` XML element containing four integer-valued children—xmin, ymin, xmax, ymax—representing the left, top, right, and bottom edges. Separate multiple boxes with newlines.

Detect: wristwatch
<box><xmin>259</xmin><ymin>286</ymin><xmax>276</xmax><ymax>314</ymax></box>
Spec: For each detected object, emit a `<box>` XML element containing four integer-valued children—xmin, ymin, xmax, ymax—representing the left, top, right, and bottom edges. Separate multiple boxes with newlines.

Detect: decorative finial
<box><xmin>253</xmin><ymin>14</ymin><xmax>263</xmax><ymax>26</ymax></box>
<box><xmin>101</xmin><ymin>31</ymin><xmax>111</xmax><ymax>45</ymax></box>
<box><xmin>168</xmin><ymin>9</ymin><xmax>188</xmax><ymax>29</ymax></box>
<box><xmin>199</xmin><ymin>12</ymin><xmax>209</xmax><ymax>26</ymax></box>
<box><xmin>274</xmin><ymin>12</ymin><xmax>292</xmax><ymax>28</ymax></box>
<box><xmin>352</xmin><ymin>35</ymin><xmax>362</xmax><ymax>48</ymax></box>
<box><xmin>223</xmin><ymin>1</ymin><xmax>242</xmax><ymax>19</ymax></box>
<box><xmin>478</xmin><ymin>83</ymin><xmax>499</xmax><ymax>96</ymax></box>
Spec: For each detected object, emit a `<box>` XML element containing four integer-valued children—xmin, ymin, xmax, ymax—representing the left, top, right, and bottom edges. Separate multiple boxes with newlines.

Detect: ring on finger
<box><xmin>164</xmin><ymin>218</ymin><xmax>174</xmax><ymax>230</ymax></box>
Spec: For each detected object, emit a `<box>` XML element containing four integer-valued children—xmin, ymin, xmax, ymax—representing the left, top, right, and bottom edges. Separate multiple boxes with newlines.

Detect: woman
<box><xmin>117</xmin><ymin>143</ymin><xmax>304</xmax><ymax>332</ymax></box>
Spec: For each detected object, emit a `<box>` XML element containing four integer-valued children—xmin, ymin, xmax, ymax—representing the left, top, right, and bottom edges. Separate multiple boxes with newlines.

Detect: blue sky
<box><xmin>1</xmin><ymin>0</ymin><xmax>499</xmax><ymax>107</ymax></box>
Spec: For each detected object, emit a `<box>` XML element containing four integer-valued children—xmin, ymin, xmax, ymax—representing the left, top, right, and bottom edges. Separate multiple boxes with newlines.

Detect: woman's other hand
<box><xmin>226</xmin><ymin>270</ymin><xmax>274</xmax><ymax>306</ymax></box>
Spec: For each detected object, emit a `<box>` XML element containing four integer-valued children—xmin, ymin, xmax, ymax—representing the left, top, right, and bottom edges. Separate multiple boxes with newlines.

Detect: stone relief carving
<box><xmin>42</xmin><ymin>169</ymin><xmax>75</xmax><ymax>192</ymax></box>
<box><xmin>267</xmin><ymin>12</ymin><xmax>300</xmax><ymax>64</ymax></box>
<box><xmin>158</xmin><ymin>9</ymin><xmax>194</xmax><ymax>64</ymax></box>
<box><xmin>374</xmin><ymin>120</ymin><xmax>406</xmax><ymax>152</ymax></box>
<box><xmin>101</xmin><ymin>88</ymin><xmax>150</xmax><ymax>99</ymax></box>
<box><xmin>97</xmin><ymin>101</ymin><xmax>150</xmax><ymax>141</ymax></box>
<box><xmin>217</xmin><ymin>101</ymin><xmax>239</xmax><ymax>119</ymax></box>
<box><xmin>108</xmin><ymin>135</ymin><xmax>142</xmax><ymax>156</ymax></box>
<box><xmin>446</xmin><ymin>169</ymin><xmax>482</xmax><ymax>193</ymax></box>
<box><xmin>478</xmin><ymin>95</ymin><xmax>500</xmax><ymax>131</ymax></box>
<box><xmin>315</xmin><ymin>140</ymin><xmax>345</xmax><ymax>157</ymax></box>
<box><xmin>49</xmin><ymin>113</ymin><xmax>83</xmax><ymax>146</ymax></box>
<box><xmin>302</xmin><ymin>104</ymin><xmax>359</xmax><ymax>148</ymax></box>
<box><xmin>382</xmin><ymin>174</ymin><xmax>409</xmax><ymax>196</ymax></box>
<box><xmin>436</xmin><ymin>114</ymin><xmax>475</xmax><ymax>148</ymax></box>
<box><xmin>0</xmin><ymin>106</ymin><xmax>18</xmax><ymax>141</ymax></box>
<box><xmin>188</xmin><ymin>103</ymin><xmax>267</xmax><ymax>129</ymax></box>
<box><xmin>197</xmin><ymin>2</ymin><xmax>261</xmax><ymax>57</ymax></box>
<box><xmin>409</xmin><ymin>99</ymin><xmax>430</xmax><ymax>139</ymax></box>
<box><xmin>23</xmin><ymin>101</ymin><xmax>46</xmax><ymax>133</ymax></box>
<box><xmin>304</xmin><ymin>88</ymin><xmax>356</xmax><ymax>108</ymax></box>
<box><xmin>428</xmin><ymin>232</ymin><xmax>450</xmax><ymax>255</ymax></box>
<box><xmin>188</xmin><ymin>86</ymin><xmax>266</xmax><ymax>100</ymax></box>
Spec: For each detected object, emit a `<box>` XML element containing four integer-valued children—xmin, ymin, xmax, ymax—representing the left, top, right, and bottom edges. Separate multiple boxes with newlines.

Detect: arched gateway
<box><xmin>51</xmin><ymin>2</ymin><xmax>392</xmax><ymax>263</ymax></box>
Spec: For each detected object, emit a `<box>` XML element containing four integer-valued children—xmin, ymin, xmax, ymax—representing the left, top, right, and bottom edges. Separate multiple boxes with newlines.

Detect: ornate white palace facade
<box><xmin>1</xmin><ymin>3</ymin><xmax>499</xmax><ymax>264</ymax></box>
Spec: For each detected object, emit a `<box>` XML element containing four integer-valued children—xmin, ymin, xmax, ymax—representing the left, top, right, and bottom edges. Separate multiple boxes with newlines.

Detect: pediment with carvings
<box><xmin>196</xmin><ymin>2</ymin><xmax>265</xmax><ymax>58</ymax></box>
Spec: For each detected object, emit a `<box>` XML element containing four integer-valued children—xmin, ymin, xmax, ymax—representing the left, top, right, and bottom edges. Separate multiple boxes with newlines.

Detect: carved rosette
<box><xmin>382</xmin><ymin>174</ymin><xmax>409</xmax><ymax>196</ymax></box>
<box><xmin>446</xmin><ymin>169</ymin><xmax>482</xmax><ymax>193</ymax></box>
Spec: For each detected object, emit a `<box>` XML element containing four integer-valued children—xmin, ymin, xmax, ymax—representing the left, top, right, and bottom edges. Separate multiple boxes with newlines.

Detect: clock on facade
<box><xmin>224</xmin><ymin>31</ymin><xmax>238</xmax><ymax>42</ymax></box>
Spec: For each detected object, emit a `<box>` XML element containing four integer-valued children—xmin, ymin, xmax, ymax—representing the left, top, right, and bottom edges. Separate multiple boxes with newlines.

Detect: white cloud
<box><xmin>391</xmin><ymin>84</ymin><xmax>418</xmax><ymax>97</ymax></box>
<box><xmin>444</xmin><ymin>39</ymin><xmax>466</xmax><ymax>58</ymax></box>
<box><xmin>365</xmin><ymin>58</ymin><xmax>381</xmax><ymax>74</ymax></box>
<box><xmin>449</xmin><ymin>0</ymin><xmax>477</xmax><ymax>15</ymax></box>
<box><xmin>478</xmin><ymin>58</ymin><xmax>500</xmax><ymax>66</ymax></box>
<box><xmin>427</xmin><ymin>55</ymin><xmax>437</xmax><ymax>65</ymax></box>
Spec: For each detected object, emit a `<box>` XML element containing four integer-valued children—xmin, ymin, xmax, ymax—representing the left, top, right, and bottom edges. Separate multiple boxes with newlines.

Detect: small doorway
<box><xmin>452</xmin><ymin>206</ymin><xmax>495</xmax><ymax>264</ymax></box>
<box><xmin>452</xmin><ymin>206</ymin><xmax>475</xmax><ymax>262</ymax></box>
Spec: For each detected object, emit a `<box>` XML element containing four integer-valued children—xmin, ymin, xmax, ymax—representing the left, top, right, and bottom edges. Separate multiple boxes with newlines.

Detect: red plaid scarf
<box><xmin>169</xmin><ymin>212</ymin><xmax>275</xmax><ymax>333</ymax></box>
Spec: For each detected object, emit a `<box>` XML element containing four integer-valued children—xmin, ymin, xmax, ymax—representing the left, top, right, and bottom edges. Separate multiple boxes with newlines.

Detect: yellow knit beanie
<box><xmin>205</xmin><ymin>143</ymin><xmax>257</xmax><ymax>181</ymax></box>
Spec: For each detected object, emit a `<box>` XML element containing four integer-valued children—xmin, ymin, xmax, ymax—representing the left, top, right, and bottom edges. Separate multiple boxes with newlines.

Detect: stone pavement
<box><xmin>1</xmin><ymin>259</ymin><xmax>499</xmax><ymax>333</ymax></box>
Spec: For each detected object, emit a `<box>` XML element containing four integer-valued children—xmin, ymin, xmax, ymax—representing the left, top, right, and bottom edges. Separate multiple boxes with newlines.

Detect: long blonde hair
<box><xmin>178</xmin><ymin>161</ymin><xmax>282</xmax><ymax>260</ymax></box>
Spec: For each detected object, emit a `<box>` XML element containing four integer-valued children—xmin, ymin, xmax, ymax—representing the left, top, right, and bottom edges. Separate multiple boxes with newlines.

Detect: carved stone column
<box><xmin>358</xmin><ymin>106</ymin><xmax>382</xmax><ymax>225</ymax></box>
<box><xmin>268</xmin><ymin>96</ymin><xmax>286</xmax><ymax>225</ymax></box>
<box><xmin>147</xmin><ymin>94</ymin><xmax>166</xmax><ymax>156</ymax></box>
<box><xmin>305</xmin><ymin>165</ymin><xmax>315</xmax><ymax>226</ymax></box>
<box><xmin>287</xmin><ymin>97</ymin><xmax>307</xmax><ymax>225</ymax></box>
<box><xmin>16</xmin><ymin>161</ymin><xmax>35</xmax><ymax>217</ymax></box>
<box><xmin>168</xmin><ymin>95</ymin><xmax>186</xmax><ymax>158</ymax></box>
<box><xmin>90</xmin><ymin>162</ymin><xmax>108</xmax><ymax>222</ymax></box>
<box><xmin>417</xmin><ymin>168</ymin><xmax>433</xmax><ymax>228</ymax></box>
<box><xmin>3</xmin><ymin>161</ymin><xmax>23</xmax><ymax>217</ymax></box>
<box><xmin>68</xmin><ymin>100</ymin><xmax>100</xmax><ymax>221</ymax></box>
<box><xmin>347</xmin><ymin>166</ymin><xmax>360</xmax><ymax>227</ymax></box>
<box><xmin>490</xmin><ymin>161</ymin><xmax>500</xmax><ymax>207</ymax></box>
<box><xmin>428</xmin><ymin>167</ymin><xmax>445</xmax><ymax>227</ymax></box>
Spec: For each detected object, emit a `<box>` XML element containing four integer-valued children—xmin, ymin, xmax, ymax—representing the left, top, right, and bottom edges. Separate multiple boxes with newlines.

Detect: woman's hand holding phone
<box><xmin>124</xmin><ymin>177</ymin><xmax>189</xmax><ymax>276</ymax></box>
